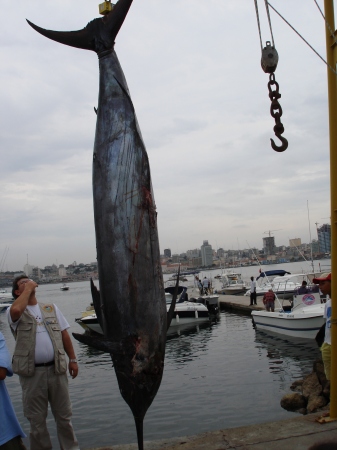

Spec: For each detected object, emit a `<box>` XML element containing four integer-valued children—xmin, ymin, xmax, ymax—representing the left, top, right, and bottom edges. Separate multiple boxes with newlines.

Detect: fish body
<box><xmin>27</xmin><ymin>2</ymin><xmax>167</xmax><ymax>447</ymax></box>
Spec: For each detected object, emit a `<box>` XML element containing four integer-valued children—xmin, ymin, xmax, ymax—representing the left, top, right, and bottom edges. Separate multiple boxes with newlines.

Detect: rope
<box><xmin>267</xmin><ymin>1</ymin><xmax>337</xmax><ymax>76</ymax></box>
<box><xmin>254</xmin><ymin>0</ymin><xmax>263</xmax><ymax>51</ymax></box>
<box><xmin>264</xmin><ymin>0</ymin><xmax>275</xmax><ymax>47</ymax></box>
<box><xmin>314</xmin><ymin>0</ymin><xmax>337</xmax><ymax>47</ymax></box>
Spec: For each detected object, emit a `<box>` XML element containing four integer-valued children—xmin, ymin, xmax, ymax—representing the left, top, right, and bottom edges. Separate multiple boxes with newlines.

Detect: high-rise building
<box><xmin>317</xmin><ymin>224</ymin><xmax>331</xmax><ymax>253</ymax></box>
<box><xmin>289</xmin><ymin>238</ymin><xmax>301</xmax><ymax>248</ymax></box>
<box><xmin>201</xmin><ymin>240</ymin><xmax>213</xmax><ymax>267</ymax></box>
<box><xmin>164</xmin><ymin>248</ymin><xmax>171</xmax><ymax>258</ymax></box>
<box><xmin>263</xmin><ymin>236</ymin><xmax>275</xmax><ymax>255</ymax></box>
<box><xmin>23</xmin><ymin>264</ymin><xmax>34</xmax><ymax>277</ymax></box>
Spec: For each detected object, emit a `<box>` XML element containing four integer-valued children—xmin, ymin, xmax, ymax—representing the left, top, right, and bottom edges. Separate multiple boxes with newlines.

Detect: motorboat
<box><xmin>245</xmin><ymin>270</ymin><xmax>297</xmax><ymax>299</ymax></box>
<box><xmin>0</xmin><ymin>289</ymin><xmax>13</xmax><ymax>300</ymax></box>
<box><xmin>166</xmin><ymin>285</ymin><xmax>220</xmax><ymax>317</ymax></box>
<box><xmin>220</xmin><ymin>271</ymin><xmax>248</xmax><ymax>295</ymax></box>
<box><xmin>76</xmin><ymin>286</ymin><xmax>211</xmax><ymax>334</ymax></box>
<box><xmin>251</xmin><ymin>290</ymin><xmax>325</xmax><ymax>339</ymax></box>
<box><xmin>60</xmin><ymin>283</ymin><xmax>70</xmax><ymax>291</ymax></box>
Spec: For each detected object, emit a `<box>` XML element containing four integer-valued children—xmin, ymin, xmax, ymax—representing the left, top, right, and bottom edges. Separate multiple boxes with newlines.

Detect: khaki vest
<box><xmin>12</xmin><ymin>302</ymin><xmax>67</xmax><ymax>377</ymax></box>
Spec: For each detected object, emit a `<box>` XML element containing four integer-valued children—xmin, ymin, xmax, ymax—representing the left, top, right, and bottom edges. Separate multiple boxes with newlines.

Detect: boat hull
<box><xmin>77</xmin><ymin>301</ymin><xmax>210</xmax><ymax>334</ymax></box>
<box><xmin>251</xmin><ymin>310</ymin><xmax>325</xmax><ymax>339</ymax></box>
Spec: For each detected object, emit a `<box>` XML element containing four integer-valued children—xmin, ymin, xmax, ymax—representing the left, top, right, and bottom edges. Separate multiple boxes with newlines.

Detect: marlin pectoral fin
<box><xmin>72</xmin><ymin>332</ymin><xmax>119</xmax><ymax>353</ymax></box>
<box><xmin>90</xmin><ymin>278</ymin><xmax>104</xmax><ymax>330</ymax></box>
<box><xmin>166</xmin><ymin>266</ymin><xmax>180</xmax><ymax>331</ymax></box>
<box><xmin>26</xmin><ymin>0</ymin><xmax>133</xmax><ymax>54</ymax></box>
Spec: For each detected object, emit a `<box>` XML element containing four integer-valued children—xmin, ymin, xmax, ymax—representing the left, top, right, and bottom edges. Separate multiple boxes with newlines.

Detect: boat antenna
<box><xmin>307</xmin><ymin>200</ymin><xmax>315</xmax><ymax>272</ymax></box>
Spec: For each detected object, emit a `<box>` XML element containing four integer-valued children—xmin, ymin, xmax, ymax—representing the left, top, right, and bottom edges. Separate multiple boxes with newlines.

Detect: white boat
<box><xmin>76</xmin><ymin>297</ymin><xmax>210</xmax><ymax>334</ymax></box>
<box><xmin>251</xmin><ymin>290</ymin><xmax>325</xmax><ymax>339</ymax></box>
<box><xmin>245</xmin><ymin>271</ymin><xmax>309</xmax><ymax>300</ymax></box>
<box><xmin>220</xmin><ymin>271</ymin><xmax>248</xmax><ymax>295</ymax></box>
<box><xmin>166</xmin><ymin>285</ymin><xmax>220</xmax><ymax>317</ymax></box>
<box><xmin>60</xmin><ymin>284</ymin><xmax>70</xmax><ymax>291</ymax></box>
<box><xmin>0</xmin><ymin>289</ymin><xmax>13</xmax><ymax>300</ymax></box>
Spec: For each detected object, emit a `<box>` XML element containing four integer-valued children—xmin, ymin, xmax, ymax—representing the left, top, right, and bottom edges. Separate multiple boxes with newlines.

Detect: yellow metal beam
<box><xmin>324</xmin><ymin>0</ymin><xmax>337</xmax><ymax>419</ymax></box>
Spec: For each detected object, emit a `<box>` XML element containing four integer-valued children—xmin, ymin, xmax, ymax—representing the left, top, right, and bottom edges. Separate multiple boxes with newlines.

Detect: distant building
<box><xmin>23</xmin><ymin>264</ymin><xmax>34</xmax><ymax>277</ymax></box>
<box><xmin>311</xmin><ymin>239</ymin><xmax>319</xmax><ymax>253</ymax></box>
<box><xmin>263</xmin><ymin>236</ymin><xmax>275</xmax><ymax>256</ymax></box>
<box><xmin>289</xmin><ymin>238</ymin><xmax>301</xmax><ymax>248</ymax></box>
<box><xmin>201</xmin><ymin>240</ymin><xmax>213</xmax><ymax>266</ymax></box>
<box><xmin>172</xmin><ymin>254</ymin><xmax>180</xmax><ymax>263</ymax></box>
<box><xmin>59</xmin><ymin>266</ymin><xmax>67</xmax><ymax>277</ymax></box>
<box><xmin>164</xmin><ymin>249</ymin><xmax>171</xmax><ymax>258</ymax></box>
<box><xmin>186</xmin><ymin>249</ymin><xmax>200</xmax><ymax>259</ymax></box>
<box><xmin>317</xmin><ymin>224</ymin><xmax>331</xmax><ymax>253</ymax></box>
<box><xmin>31</xmin><ymin>267</ymin><xmax>42</xmax><ymax>279</ymax></box>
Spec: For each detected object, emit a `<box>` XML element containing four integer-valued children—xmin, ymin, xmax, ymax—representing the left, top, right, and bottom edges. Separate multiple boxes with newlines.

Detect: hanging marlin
<box><xmin>27</xmin><ymin>1</ymin><xmax>169</xmax><ymax>448</ymax></box>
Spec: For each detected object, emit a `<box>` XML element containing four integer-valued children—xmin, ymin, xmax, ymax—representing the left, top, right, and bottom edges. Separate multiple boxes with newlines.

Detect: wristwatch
<box><xmin>69</xmin><ymin>359</ymin><xmax>78</xmax><ymax>363</ymax></box>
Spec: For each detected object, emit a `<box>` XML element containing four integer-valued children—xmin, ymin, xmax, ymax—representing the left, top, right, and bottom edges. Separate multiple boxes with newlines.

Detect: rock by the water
<box><xmin>280</xmin><ymin>393</ymin><xmax>307</xmax><ymax>412</ymax></box>
<box><xmin>290</xmin><ymin>380</ymin><xmax>303</xmax><ymax>392</ymax></box>
<box><xmin>281</xmin><ymin>359</ymin><xmax>330</xmax><ymax>415</ymax></box>
<box><xmin>302</xmin><ymin>372</ymin><xmax>322</xmax><ymax>398</ymax></box>
<box><xmin>307</xmin><ymin>395</ymin><xmax>328</xmax><ymax>413</ymax></box>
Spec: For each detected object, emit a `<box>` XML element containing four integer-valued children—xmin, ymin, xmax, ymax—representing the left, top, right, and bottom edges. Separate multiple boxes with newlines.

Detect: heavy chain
<box><xmin>267</xmin><ymin>73</ymin><xmax>288</xmax><ymax>152</ymax></box>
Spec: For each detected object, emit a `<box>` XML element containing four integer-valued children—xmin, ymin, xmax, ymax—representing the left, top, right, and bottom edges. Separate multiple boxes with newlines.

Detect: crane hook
<box><xmin>270</xmin><ymin>133</ymin><xmax>288</xmax><ymax>152</ymax></box>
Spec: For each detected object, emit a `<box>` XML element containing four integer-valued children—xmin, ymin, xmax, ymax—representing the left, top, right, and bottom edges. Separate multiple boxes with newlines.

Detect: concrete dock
<box><xmin>217</xmin><ymin>292</ymin><xmax>265</xmax><ymax>314</ymax></box>
<box><xmin>90</xmin><ymin>412</ymin><xmax>337</xmax><ymax>449</ymax></box>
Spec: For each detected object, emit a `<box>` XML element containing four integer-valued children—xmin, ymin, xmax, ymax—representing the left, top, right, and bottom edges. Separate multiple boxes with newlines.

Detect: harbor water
<box><xmin>0</xmin><ymin>261</ymin><xmax>327</xmax><ymax>448</ymax></box>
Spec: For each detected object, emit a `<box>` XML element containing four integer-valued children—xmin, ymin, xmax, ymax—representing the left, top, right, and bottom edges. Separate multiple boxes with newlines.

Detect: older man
<box><xmin>7</xmin><ymin>275</ymin><xmax>79</xmax><ymax>450</ymax></box>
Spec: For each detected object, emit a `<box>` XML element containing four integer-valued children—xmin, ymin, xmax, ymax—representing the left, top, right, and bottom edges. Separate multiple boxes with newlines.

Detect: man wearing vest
<box><xmin>7</xmin><ymin>275</ymin><xmax>79</xmax><ymax>450</ymax></box>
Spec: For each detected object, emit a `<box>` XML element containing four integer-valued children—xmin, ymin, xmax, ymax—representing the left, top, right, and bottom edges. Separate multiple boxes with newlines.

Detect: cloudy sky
<box><xmin>0</xmin><ymin>0</ymin><xmax>332</xmax><ymax>271</ymax></box>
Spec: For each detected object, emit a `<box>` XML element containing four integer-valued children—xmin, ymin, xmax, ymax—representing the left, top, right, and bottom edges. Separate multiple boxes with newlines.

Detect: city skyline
<box><xmin>1</xmin><ymin>223</ymin><xmax>330</xmax><ymax>274</ymax></box>
<box><xmin>1</xmin><ymin>1</ymin><xmax>331</xmax><ymax>272</ymax></box>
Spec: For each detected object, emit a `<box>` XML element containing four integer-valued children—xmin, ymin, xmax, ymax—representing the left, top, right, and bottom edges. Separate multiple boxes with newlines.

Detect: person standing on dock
<box><xmin>250</xmin><ymin>276</ymin><xmax>257</xmax><ymax>306</ymax></box>
<box><xmin>313</xmin><ymin>273</ymin><xmax>332</xmax><ymax>382</ymax></box>
<box><xmin>263</xmin><ymin>289</ymin><xmax>276</xmax><ymax>312</ymax></box>
<box><xmin>7</xmin><ymin>276</ymin><xmax>80</xmax><ymax>450</ymax></box>
<box><xmin>202</xmin><ymin>277</ymin><xmax>210</xmax><ymax>295</ymax></box>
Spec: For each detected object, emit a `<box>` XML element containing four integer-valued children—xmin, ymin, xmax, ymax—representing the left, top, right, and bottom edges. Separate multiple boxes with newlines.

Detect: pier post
<box><xmin>324</xmin><ymin>0</ymin><xmax>337</xmax><ymax>419</ymax></box>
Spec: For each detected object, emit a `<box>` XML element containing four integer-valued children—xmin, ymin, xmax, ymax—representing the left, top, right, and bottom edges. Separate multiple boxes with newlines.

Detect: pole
<box><xmin>324</xmin><ymin>0</ymin><xmax>337</xmax><ymax>419</ymax></box>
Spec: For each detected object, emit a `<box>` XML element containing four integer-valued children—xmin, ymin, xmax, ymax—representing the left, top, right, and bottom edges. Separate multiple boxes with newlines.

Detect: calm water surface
<box><xmin>0</xmin><ymin>277</ymin><xmax>321</xmax><ymax>448</ymax></box>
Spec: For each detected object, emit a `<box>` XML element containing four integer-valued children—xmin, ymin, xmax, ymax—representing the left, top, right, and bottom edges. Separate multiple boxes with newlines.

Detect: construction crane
<box><xmin>263</xmin><ymin>229</ymin><xmax>282</xmax><ymax>237</ymax></box>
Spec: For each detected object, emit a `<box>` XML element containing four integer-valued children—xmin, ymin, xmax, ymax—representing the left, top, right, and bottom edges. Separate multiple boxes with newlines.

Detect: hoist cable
<box><xmin>314</xmin><ymin>0</ymin><xmax>337</xmax><ymax>48</ymax></box>
<box><xmin>267</xmin><ymin>1</ymin><xmax>337</xmax><ymax>75</ymax></box>
<box><xmin>254</xmin><ymin>0</ymin><xmax>263</xmax><ymax>51</ymax></box>
<box><xmin>264</xmin><ymin>0</ymin><xmax>275</xmax><ymax>47</ymax></box>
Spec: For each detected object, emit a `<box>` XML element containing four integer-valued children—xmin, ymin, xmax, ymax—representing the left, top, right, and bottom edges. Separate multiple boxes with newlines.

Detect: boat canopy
<box><xmin>256</xmin><ymin>270</ymin><xmax>291</xmax><ymax>281</ymax></box>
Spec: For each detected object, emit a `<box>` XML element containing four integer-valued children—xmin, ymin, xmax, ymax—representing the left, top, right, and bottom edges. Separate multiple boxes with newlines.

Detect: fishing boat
<box><xmin>251</xmin><ymin>289</ymin><xmax>325</xmax><ymax>339</ymax></box>
<box><xmin>245</xmin><ymin>270</ymin><xmax>293</xmax><ymax>299</ymax></box>
<box><xmin>60</xmin><ymin>283</ymin><xmax>70</xmax><ymax>291</ymax></box>
<box><xmin>0</xmin><ymin>289</ymin><xmax>13</xmax><ymax>300</ymax></box>
<box><xmin>76</xmin><ymin>293</ymin><xmax>210</xmax><ymax>334</ymax></box>
<box><xmin>220</xmin><ymin>271</ymin><xmax>248</xmax><ymax>295</ymax></box>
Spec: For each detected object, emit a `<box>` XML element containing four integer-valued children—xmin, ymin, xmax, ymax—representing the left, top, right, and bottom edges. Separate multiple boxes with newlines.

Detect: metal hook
<box><xmin>270</xmin><ymin>133</ymin><xmax>288</xmax><ymax>152</ymax></box>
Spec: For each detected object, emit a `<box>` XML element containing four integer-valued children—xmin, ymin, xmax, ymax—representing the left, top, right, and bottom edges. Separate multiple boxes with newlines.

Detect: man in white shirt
<box><xmin>7</xmin><ymin>276</ymin><xmax>79</xmax><ymax>450</ymax></box>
